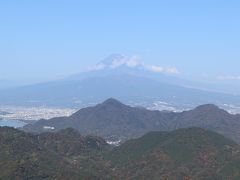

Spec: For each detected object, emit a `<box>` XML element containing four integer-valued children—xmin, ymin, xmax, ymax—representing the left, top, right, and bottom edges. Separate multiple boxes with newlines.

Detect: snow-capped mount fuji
<box><xmin>86</xmin><ymin>53</ymin><xmax>179</xmax><ymax>75</ymax></box>
<box><xmin>88</xmin><ymin>54</ymin><xmax>146</xmax><ymax>72</ymax></box>
<box><xmin>69</xmin><ymin>54</ymin><xmax>180</xmax><ymax>82</ymax></box>
<box><xmin>94</xmin><ymin>54</ymin><xmax>143</xmax><ymax>69</ymax></box>
<box><xmin>71</xmin><ymin>54</ymin><xmax>146</xmax><ymax>79</ymax></box>
<box><xmin>0</xmin><ymin>54</ymin><xmax>240</xmax><ymax>111</ymax></box>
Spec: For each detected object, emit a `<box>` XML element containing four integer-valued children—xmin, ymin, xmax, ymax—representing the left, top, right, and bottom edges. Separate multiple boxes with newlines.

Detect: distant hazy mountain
<box><xmin>2</xmin><ymin>126</ymin><xmax>240</xmax><ymax>179</ymax></box>
<box><xmin>0</xmin><ymin>54</ymin><xmax>240</xmax><ymax>109</ymax></box>
<box><xmin>23</xmin><ymin>98</ymin><xmax>240</xmax><ymax>144</ymax></box>
<box><xmin>0</xmin><ymin>80</ymin><xmax>21</xmax><ymax>89</ymax></box>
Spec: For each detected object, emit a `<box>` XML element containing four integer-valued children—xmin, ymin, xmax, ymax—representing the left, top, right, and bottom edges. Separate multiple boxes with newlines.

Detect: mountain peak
<box><xmin>85</xmin><ymin>54</ymin><xmax>179</xmax><ymax>75</ymax></box>
<box><xmin>100</xmin><ymin>54</ymin><xmax>126</xmax><ymax>65</ymax></box>
<box><xmin>193</xmin><ymin>104</ymin><xmax>228</xmax><ymax>114</ymax></box>
<box><xmin>101</xmin><ymin>98</ymin><xmax>125</xmax><ymax>106</ymax></box>
<box><xmin>195</xmin><ymin>104</ymin><xmax>220</xmax><ymax>110</ymax></box>
<box><xmin>98</xmin><ymin>54</ymin><xmax>141</xmax><ymax>69</ymax></box>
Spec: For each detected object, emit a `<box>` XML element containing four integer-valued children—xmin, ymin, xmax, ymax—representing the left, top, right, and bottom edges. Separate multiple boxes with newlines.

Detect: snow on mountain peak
<box><xmin>87</xmin><ymin>54</ymin><xmax>141</xmax><ymax>71</ymax></box>
<box><xmin>101</xmin><ymin>54</ymin><xmax>141</xmax><ymax>69</ymax></box>
<box><xmin>87</xmin><ymin>54</ymin><xmax>180</xmax><ymax>75</ymax></box>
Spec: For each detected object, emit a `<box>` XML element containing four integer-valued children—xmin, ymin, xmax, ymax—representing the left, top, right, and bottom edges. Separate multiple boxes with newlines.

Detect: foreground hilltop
<box><xmin>1</xmin><ymin>127</ymin><xmax>240</xmax><ymax>179</ymax></box>
<box><xmin>23</xmin><ymin>98</ymin><xmax>240</xmax><ymax>143</ymax></box>
<box><xmin>109</xmin><ymin>127</ymin><xmax>240</xmax><ymax>179</ymax></box>
<box><xmin>0</xmin><ymin>127</ymin><xmax>109</xmax><ymax>179</ymax></box>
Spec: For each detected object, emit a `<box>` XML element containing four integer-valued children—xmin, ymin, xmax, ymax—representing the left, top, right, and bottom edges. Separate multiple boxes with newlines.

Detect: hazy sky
<box><xmin>0</xmin><ymin>0</ymin><xmax>240</xmax><ymax>83</ymax></box>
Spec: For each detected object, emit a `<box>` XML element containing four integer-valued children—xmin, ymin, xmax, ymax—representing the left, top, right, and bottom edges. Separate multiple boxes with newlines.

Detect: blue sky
<box><xmin>0</xmin><ymin>0</ymin><xmax>240</xmax><ymax>83</ymax></box>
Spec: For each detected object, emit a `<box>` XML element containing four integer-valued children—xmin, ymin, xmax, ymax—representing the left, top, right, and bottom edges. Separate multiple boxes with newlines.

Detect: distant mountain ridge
<box><xmin>0</xmin><ymin>54</ymin><xmax>240</xmax><ymax>110</ymax></box>
<box><xmin>23</xmin><ymin>98</ymin><xmax>240</xmax><ymax>144</ymax></box>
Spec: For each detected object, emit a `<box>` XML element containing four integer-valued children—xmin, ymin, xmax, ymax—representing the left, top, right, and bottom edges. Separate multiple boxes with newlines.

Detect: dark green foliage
<box><xmin>108</xmin><ymin>128</ymin><xmax>240</xmax><ymax>179</ymax></box>
<box><xmin>0</xmin><ymin>127</ymin><xmax>110</xmax><ymax>180</ymax></box>
<box><xmin>1</xmin><ymin>127</ymin><xmax>240</xmax><ymax>179</ymax></box>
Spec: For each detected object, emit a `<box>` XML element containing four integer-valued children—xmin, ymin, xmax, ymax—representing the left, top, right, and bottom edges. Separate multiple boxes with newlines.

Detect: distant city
<box><xmin>0</xmin><ymin>101</ymin><xmax>239</xmax><ymax>122</ymax></box>
<box><xmin>0</xmin><ymin>106</ymin><xmax>76</xmax><ymax>121</ymax></box>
